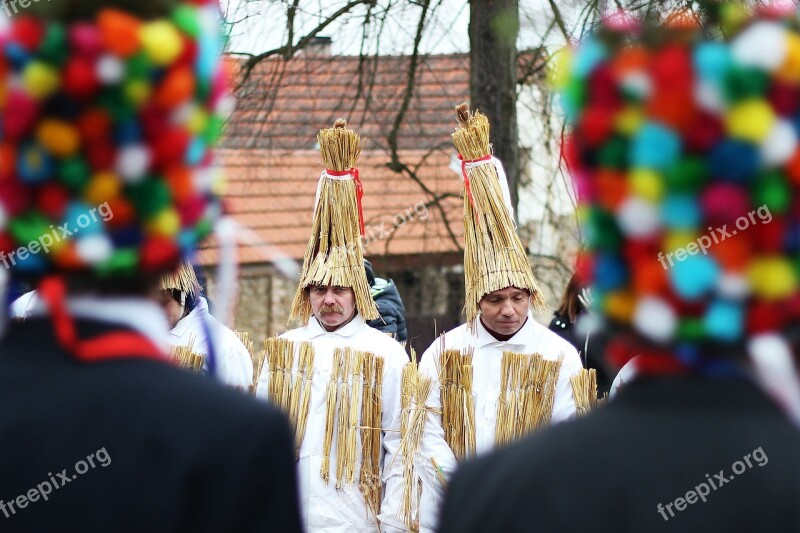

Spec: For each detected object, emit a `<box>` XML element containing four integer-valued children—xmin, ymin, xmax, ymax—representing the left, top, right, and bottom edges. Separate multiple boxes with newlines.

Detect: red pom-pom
<box><xmin>140</xmin><ymin>236</ymin><xmax>179</xmax><ymax>272</ymax></box>
<box><xmin>103</xmin><ymin>198</ymin><xmax>136</xmax><ymax>229</ymax></box>
<box><xmin>36</xmin><ymin>183</ymin><xmax>70</xmax><ymax>219</ymax></box>
<box><xmin>78</xmin><ymin>109</ymin><xmax>112</xmax><ymax>143</ymax></box>
<box><xmin>650</xmin><ymin>45</ymin><xmax>693</xmax><ymax>92</ymax></box>
<box><xmin>664</xmin><ymin>291</ymin><xmax>706</xmax><ymax>318</ymax></box>
<box><xmin>700</xmin><ymin>183</ymin><xmax>750</xmax><ymax>226</ymax></box>
<box><xmin>595</xmin><ymin>169</ymin><xmax>628</xmax><ymax>210</ymax></box>
<box><xmin>87</xmin><ymin>142</ymin><xmax>116</xmax><ymax>171</ymax></box>
<box><xmin>786</xmin><ymin>149</ymin><xmax>800</xmax><ymax>186</ymax></box>
<box><xmin>684</xmin><ymin>110</ymin><xmax>724</xmax><ymax>153</ymax></box>
<box><xmin>151</xmin><ymin>128</ymin><xmax>190</xmax><ymax>170</ymax></box>
<box><xmin>0</xmin><ymin>232</ymin><xmax>16</xmax><ymax>256</ymax></box>
<box><xmin>768</xmin><ymin>81</ymin><xmax>800</xmax><ymax>117</ymax></box>
<box><xmin>3</xmin><ymin>91</ymin><xmax>39</xmax><ymax>140</ymax></box>
<box><xmin>140</xmin><ymin>105</ymin><xmax>169</xmax><ymax>140</ymax></box>
<box><xmin>586</xmin><ymin>63</ymin><xmax>620</xmax><ymax>109</ymax></box>
<box><xmin>177</xmin><ymin>196</ymin><xmax>206</xmax><ymax>227</ymax></box>
<box><xmin>0</xmin><ymin>143</ymin><xmax>15</xmax><ymax>181</ymax></box>
<box><xmin>177</xmin><ymin>36</ymin><xmax>198</xmax><ymax>66</ymax></box>
<box><xmin>0</xmin><ymin>179</ymin><xmax>32</xmax><ymax>215</ymax></box>
<box><xmin>63</xmin><ymin>57</ymin><xmax>100</xmax><ymax>100</ymax></box>
<box><xmin>69</xmin><ymin>23</ymin><xmax>103</xmax><ymax>57</ymax></box>
<box><xmin>749</xmin><ymin>215</ymin><xmax>785</xmax><ymax>253</ymax></box>
<box><xmin>578</xmin><ymin>106</ymin><xmax>615</xmax><ymax>147</ymax></box>
<box><xmin>11</xmin><ymin>17</ymin><xmax>45</xmax><ymax>52</ymax></box>
<box><xmin>575</xmin><ymin>253</ymin><xmax>595</xmax><ymax>285</ymax></box>
<box><xmin>747</xmin><ymin>301</ymin><xmax>787</xmax><ymax>334</ymax></box>
<box><xmin>648</xmin><ymin>88</ymin><xmax>696</xmax><ymax>132</ymax></box>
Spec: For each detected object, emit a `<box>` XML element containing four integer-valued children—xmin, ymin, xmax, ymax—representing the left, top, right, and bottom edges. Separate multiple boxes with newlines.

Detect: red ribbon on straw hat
<box><xmin>458</xmin><ymin>154</ymin><xmax>492</xmax><ymax>209</ymax></box>
<box><xmin>37</xmin><ymin>276</ymin><xmax>168</xmax><ymax>363</ymax></box>
<box><xmin>326</xmin><ymin>168</ymin><xmax>365</xmax><ymax>236</ymax></box>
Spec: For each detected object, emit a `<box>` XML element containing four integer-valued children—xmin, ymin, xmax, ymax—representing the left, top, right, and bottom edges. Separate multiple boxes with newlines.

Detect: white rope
<box><xmin>462</xmin><ymin>156</ymin><xmax>516</xmax><ymax>225</ymax></box>
<box><xmin>313</xmin><ymin>170</ymin><xmax>356</xmax><ymax>215</ymax></box>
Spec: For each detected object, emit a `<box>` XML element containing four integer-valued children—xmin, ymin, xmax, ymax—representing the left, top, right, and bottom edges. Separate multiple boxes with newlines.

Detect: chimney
<box><xmin>304</xmin><ymin>36</ymin><xmax>332</xmax><ymax>56</ymax></box>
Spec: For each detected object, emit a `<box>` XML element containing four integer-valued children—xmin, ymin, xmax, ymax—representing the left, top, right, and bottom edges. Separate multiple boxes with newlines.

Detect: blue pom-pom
<box><xmin>185</xmin><ymin>137</ymin><xmax>206</xmax><ymax>165</ymax></box>
<box><xmin>703</xmin><ymin>299</ymin><xmax>743</xmax><ymax>341</ymax></box>
<box><xmin>572</xmin><ymin>38</ymin><xmax>607</xmax><ymax>79</ymax></box>
<box><xmin>178</xmin><ymin>228</ymin><xmax>197</xmax><ymax>252</ymax></box>
<box><xmin>197</xmin><ymin>31</ymin><xmax>220</xmax><ymax>82</ymax></box>
<box><xmin>784</xmin><ymin>218</ymin><xmax>800</xmax><ymax>253</ymax></box>
<box><xmin>115</xmin><ymin>120</ymin><xmax>142</xmax><ymax>145</ymax></box>
<box><xmin>64</xmin><ymin>202</ymin><xmax>105</xmax><ymax>236</ymax></box>
<box><xmin>4</xmin><ymin>42</ymin><xmax>30</xmax><ymax>69</ymax></box>
<box><xmin>670</xmin><ymin>254</ymin><xmax>720</xmax><ymax>300</ymax></box>
<box><xmin>110</xmin><ymin>227</ymin><xmax>143</xmax><ymax>248</ymax></box>
<box><xmin>17</xmin><ymin>143</ymin><xmax>54</xmax><ymax>184</ymax></box>
<box><xmin>593</xmin><ymin>253</ymin><xmax>628</xmax><ymax>291</ymax></box>
<box><xmin>708</xmin><ymin>140</ymin><xmax>759</xmax><ymax>183</ymax></box>
<box><xmin>694</xmin><ymin>42</ymin><xmax>731</xmax><ymax>82</ymax></box>
<box><xmin>662</xmin><ymin>195</ymin><xmax>701</xmax><ymax>230</ymax></box>
<box><xmin>12</xmin><ymin>247</ymin><xmax>47</xmax><ymax>274</ymax></box>
<box><xmin>675</xmin><ymin>343</ymin><xmax>700</xmax><ymax>366</ymax></box>
<box><xmin>631</xmin><ymin>122</ymin><xmax>681</xmax><ymax>170</ymax></box>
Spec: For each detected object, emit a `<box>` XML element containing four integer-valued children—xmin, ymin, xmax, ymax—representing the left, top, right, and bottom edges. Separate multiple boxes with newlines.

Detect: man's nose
<box><xmin>323</xmin><ymin>290</ymin><xmax>336</xmax><ymax>304</ymax></box>
<box><xmin>500</xmin><ymin>300</ymin><xmax>515</xmax><ymax>315</ymax></box>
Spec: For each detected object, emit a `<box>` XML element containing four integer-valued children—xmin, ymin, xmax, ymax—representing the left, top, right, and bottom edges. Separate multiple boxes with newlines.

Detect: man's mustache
<box><xmin>319</xmin><ymin>304</ymin><xmax>344</xmax><ymax>315</ymax></box>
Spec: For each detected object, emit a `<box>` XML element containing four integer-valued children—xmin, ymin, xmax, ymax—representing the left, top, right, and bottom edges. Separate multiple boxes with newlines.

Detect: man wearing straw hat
<box><xmin>419</xmin><ymin>105</ymin><xmax>584</xmax><ymax>458</ymax></box>
<box><xmin>438</xmin><ymin>5</ymin><xmax>800</xmax><ymax>533</ymax></box>
<box><xmin>160</xmin><ymin>259</ymin><xmax>252</xmax><ymax>388</ymax></box>
<box><xmin>0</xmin><ymin>1</ymin><xmax>301</xmax><ymax>530</ymax></box>
<box><xmin>256</xmin><ymin>120</ymin><xmax>455</xmax><ymax>532</ymax></box>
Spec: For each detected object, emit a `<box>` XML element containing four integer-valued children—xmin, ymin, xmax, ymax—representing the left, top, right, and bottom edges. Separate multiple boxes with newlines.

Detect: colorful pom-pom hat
<box><xmin>555</xmin><ymin>2</ymin><xmax>800</xmax><ymax>383</ymax></box>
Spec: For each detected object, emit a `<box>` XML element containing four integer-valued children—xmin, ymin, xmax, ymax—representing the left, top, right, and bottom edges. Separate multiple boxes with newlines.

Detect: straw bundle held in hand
<box><xmin>170</xmin><ymin>336</ymin><xmax>205</xmax><ymax>373</ymax></box>
<box><xmin>235</xmin><ymin>330</ymin><xmax>263</xmax><ymax>395</ymax></box>
<box><xmin>570</xmin><ymin>368</ymin><xmax>599</xmax><ymax>417</ymax></box>
<box><xmin>451</xmin><ymin>103</ymin><xmax>547</xmax><ymax>325</ymax></box>
<box><xmin>290</xmin><ymin>119</ymin><xmax>378</xmax><ymax>323</ymax></box>
<box><xmin>495</xmin><ymin>352</ymin><xmax>564</xmax><ymax>446</ymax></box>
<box><xmin>437</xmin><ymin>339</ymin><xmax>476</xmax><ymax>460</ymax></box>
<box><xmin>396</xmin><ymin>355</ymin><xmax>436</xmax><ymax>529</ymax></box>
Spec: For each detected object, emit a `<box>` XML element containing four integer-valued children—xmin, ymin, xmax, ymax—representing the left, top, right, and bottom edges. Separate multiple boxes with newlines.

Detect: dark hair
<box><xmin>556</xmin><ymin>273</ymin><xmax>584</xmax><ymax>324</ymax></box>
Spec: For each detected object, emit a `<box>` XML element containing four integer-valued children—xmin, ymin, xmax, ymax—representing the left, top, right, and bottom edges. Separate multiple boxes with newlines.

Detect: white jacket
<box><xmin>419</xmin><ymin>311</ymin><xmax>583</xmax><ymax>455</ymax></box>
<box><xmin>167</xmin><ymin>296</ymin><xmax>253</xmax><ymax>389</ymax></box>
<box><xmin>256</xmin><ymin>314</ymin><xmax>456</xmax><ymax>533</ymax></box>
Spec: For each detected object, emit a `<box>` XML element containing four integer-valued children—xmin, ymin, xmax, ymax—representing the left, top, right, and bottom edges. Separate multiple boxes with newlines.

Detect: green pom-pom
<box><xmin>58</xmin><ymin>157</ymin><xmax>91</xmax><ymax>192</ymax></box>
<box><xmin>724</xmin><ymin>66</ymin><xmax>768</xmax><ymax>102</ymax></box>
<box><xmin>597</xmin><ymin>136</ymin><xmax>628</xmax><ymax>170</ymax></box>
<box><xmin>203</xmin><ymin>115</ymin><xmax>225</xmax><ymax>144</ymax></box>
<box><xmin>39</xmin><ymin>23</ymin><xmax>68</xmax><ymax>65</ymax></box>
<box><xmin>676</xmin><ymin>318</ymin><xmax>705</xmax><ymax>341</ymax></box>
<box><xmin>98</xmin><ymin>249</ymin><xmax>139</xmax><ymax>276</ymax></box>
<box><xmin>126</xmin><ymin>178</ymin><xmax>172</xmax><ymax>217</ymax></box>
<box><xmin>8</xmin><ymin>212</ymin><xmax>51</xmax><ymax>246</ymax></box>
<box><xmin>194</xmin><ymin>218</ymin><xmax>212</xmax><ymax>240</ymax></box>
<box><xmin>172</xmin><ymin>5</ymin><xmax>200</xmax><ymax>37</ymax></box>
<box><xmin>126</xmin><ymin>52</ymin><xmax>153</xmax><ymax>79</ymax></box>
<box><xmin>586</xmin><ymin>207</ymin><xmax>622</xmax><ymax>251</ymax></box>
<box><xmin>564</xmin><ymin>78</ymin><xmax>585</xmax><ymax>114</ymax></box>
<box><xmin>665</xmin><ymin>157</ymin><xmax>708</xmax><ymax>192</ymax></box>
<box><xmin>97</xmin><ymin>89</ymin><xmax>135</xmax><ymax>122</ymax></box>
<box><xmin>753</xmin><ymin>170</ymin><xmax>791</xmax><ymax>214</ymax></box>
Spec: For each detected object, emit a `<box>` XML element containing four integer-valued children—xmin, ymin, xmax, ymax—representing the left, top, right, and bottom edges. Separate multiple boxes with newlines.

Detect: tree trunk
<box><xmin>469</xmin><ymin>0</ymin><xmax>520</xmax><ymax>218</ymax></box>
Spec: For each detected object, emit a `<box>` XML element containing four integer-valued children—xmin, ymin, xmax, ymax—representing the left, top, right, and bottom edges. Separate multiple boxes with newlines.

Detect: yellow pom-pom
<box><xmin>604</xmin><ymin>290</ymin><xmax>636</xmax><ymax>323</ymax></box>
<box><xmin>748</xmin><ymin>257</ymin><xmax>796</xmax><ymax>300</ymax></box>
<box><xmin>187</xmin><ymin>108</ymin><xmax>209</xmax><ymax>135</ymax></box>
<box><xmin>726</xmin><ymin>99</ymin><xmax>775</xmax><ymax>143</ymax></box>
<box><xmin>629</xmin><ymin>168</ymin><xmax>663</xmax><ymax>202</ymax></box>
<box><xmin>84</xmin><ymin>172</ymin><xmax>122</xmax><ymax>206</ymax></box>
<box><xmin>23</xmin><ymin>62</ymin><xmax>61</xmax><ymax>100</ymax></box>
<box><xmin>139</xmin><ymin>21</ymin><xmax>184</xmax><ymax>66</ymax></box>
<box><xmin>147</xmin><ymin>209</ymin><xmax>181</xmax><ymax>237</ymax></box>
<box><xmin>37</xmin><ymin>120</ymin><xmax>80</xmax><ymax>158</ymax></box>
<box><xmin>777</xmin><ymin>33</ymin><xmax>800</xmax><ymax>83</ymax></box>
<box><xmin>615</xmin><ymin>106</ymin><xmax>644</xmax><ymax>136</ymax></box>
<box><xmin>664</xmin><ymin>231</ymin><xmax>698</xmax><ymax>254</ymax></box>
<box><xmin>547</xmin><ymin>47</ymin><xmax>573</xmax><ymax>90</ymax></box>
<box><xmin>211</xmin><ymin>172</ymin><xmax>227</xmax><ymax>196</ymax></box>
<box><xmin>124</xmin><ymin>79</ymin><xmax>152</xmax><ymax>108</ymax></box>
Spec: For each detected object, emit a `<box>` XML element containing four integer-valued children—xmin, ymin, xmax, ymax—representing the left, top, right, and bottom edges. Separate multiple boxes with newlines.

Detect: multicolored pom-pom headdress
<box><xmin>0</xmin><ymin>0</ymin><xmax>229</xmax><ymax>280</ymax></box>
<box><xmin>451</xmin><ymin>103</ymin><xmax>547</xmax><ymax>326</ymax></box>
<box><xmin>556</xmin><ymin>4</ymin><xmax>800</xmax><ymax>371</ymax></box>
<box><xmin>289</xmin><ymin>120</ymin><xmax>379</xmax><ymax>323</ymax></box>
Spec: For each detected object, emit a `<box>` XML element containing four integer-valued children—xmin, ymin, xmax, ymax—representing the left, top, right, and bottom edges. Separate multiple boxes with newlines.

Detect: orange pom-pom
<box><xmin>98</xmin><ymin>9</ymin><xmax>142</xmax><ymax>58</ymax></box>
<box><xmin>595</xmin><ymin>169</ymin><xmax>628</xmax><ymax>210</ymax></box>
<box><xmin>166</xmin><ymin>167</ymin><xmax>194</xmax><ymax>201</ymax></box>
<box><xmin>156</xmin><ymin>66</ymin><xmax>196</xmax><ymax>108</ymax></box>
<box><xmin>610</xmin><ymin>46</ymin><xmax>649</xmax><ymax>78</ymax></box>
<box><xmin>786</xmin><ymin>149</ymin><xmax>800</xmax><ymax>185</ymax></box>
<box><xmin>103</xmin><ymin>198</ymin><xmax>136</xmax><ymax>229</ymax></box>
<box><xmin>632</xmin><ymin>258</ymin><xmax>669</xmax><ymax>295</ymax></box>
<box><xmin>711</xmin><ymin>233</ymin><xmax>752</xmax><ymax>271</ymax></box>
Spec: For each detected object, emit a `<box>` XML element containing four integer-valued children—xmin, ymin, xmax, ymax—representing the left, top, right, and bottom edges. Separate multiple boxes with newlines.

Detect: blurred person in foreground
<box><xmin>0</xmin><ymin>1</ymin><xmax>301</xmax><ymax>531</ymax></box>
<box><xmin>438</xmin><ymin>4</ymin><xmax>800</xmax><ymax>532</ymax></box>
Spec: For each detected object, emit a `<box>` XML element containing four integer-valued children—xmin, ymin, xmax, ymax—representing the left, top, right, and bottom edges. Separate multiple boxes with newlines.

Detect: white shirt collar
<box><xmin>473</xmin><ymin>309</ymin><xmax>535</xmax><ymax>349</ymax></box>
<box><xmin>28</xmin><ymin>294</ymin><xmax>170</xmax><ymax>348</ymax></box>
<box><xmin>171</xmin><ymin>296</ymin><xmax>210</xmax><ymax>338</ymax></box>
<box><xmin>306</xmin><ymin>312</ymin><xmax>366</xmax><ymax>338</ymax></box>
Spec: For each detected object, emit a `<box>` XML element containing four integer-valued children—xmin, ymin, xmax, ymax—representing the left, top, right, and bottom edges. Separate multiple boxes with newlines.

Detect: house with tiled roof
<box><xmin>201</xmin><ymin>46</ymin><xmax>473</xmax><ymax>354</ymax></box>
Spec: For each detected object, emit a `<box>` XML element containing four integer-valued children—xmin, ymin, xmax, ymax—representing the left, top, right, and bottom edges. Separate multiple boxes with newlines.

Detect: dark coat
<box><xmin>438</xmin><ymin>375</ymin><xmax>800</xmax><ymax>533</ymax></box>
<box><xmin>0</xmin><ymin>318</ymin><xmax>303</xmax><ymax>533</ymax></box>
<box><xmin>364</xmin><ymin>259</ymin><xmax>407</xmax><ymax>342</ymax></box>
<box><xmin>548</xmin><ymin>311</ymin><xmax>613</xmax><ymax>394</ymax></box>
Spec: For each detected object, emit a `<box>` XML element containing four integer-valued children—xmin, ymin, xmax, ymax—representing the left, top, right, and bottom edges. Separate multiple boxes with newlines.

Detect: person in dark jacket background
<box><xmin>364</xmin><ymin>260</ymin><xmax>408</xmax><ymax>342</ymax></box>
<box><xmin>549</xmin><ymin>272</ymin><xmax>612</xmax><ymax>395</ymax></box>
